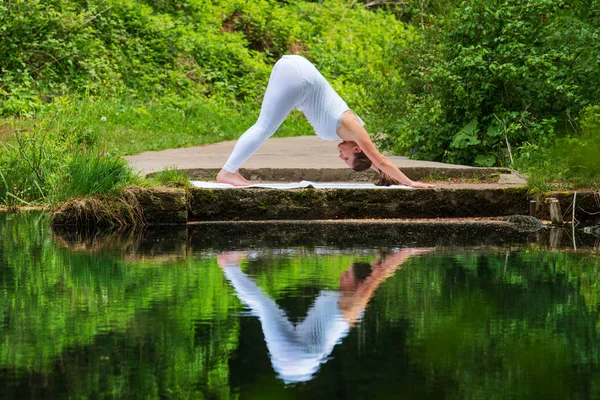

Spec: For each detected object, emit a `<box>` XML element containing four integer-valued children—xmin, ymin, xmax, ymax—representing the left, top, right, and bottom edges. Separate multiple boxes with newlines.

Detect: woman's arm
<box><xmin>338</xmin><ymin>112</ymin><xmax>435</xmax><ymax>189</ymax></box>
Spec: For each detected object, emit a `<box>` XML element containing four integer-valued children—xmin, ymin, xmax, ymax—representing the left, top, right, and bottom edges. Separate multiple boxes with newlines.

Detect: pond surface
<box><xmin>1</xmin><ymin>212</ymin><xmax>600</xmax><ymax>399</ymax></box>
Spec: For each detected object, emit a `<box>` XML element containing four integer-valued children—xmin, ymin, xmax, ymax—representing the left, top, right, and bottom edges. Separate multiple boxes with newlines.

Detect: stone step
<box><xmin>50</xmin><ymin>187</ymin><xmax>599</xmax><ymax>227</ymax></box>
<box><xmin>188</xmin><ymin>187</ymin><xmax>529</xmax><ymax>221</ymax></box>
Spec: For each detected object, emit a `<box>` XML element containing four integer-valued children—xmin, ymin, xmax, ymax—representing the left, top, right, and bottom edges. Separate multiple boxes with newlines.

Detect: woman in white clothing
<box><xmin>216</xmin><ymin>55</ymin><xmax>434</xmax><ymax>188</ymax></box>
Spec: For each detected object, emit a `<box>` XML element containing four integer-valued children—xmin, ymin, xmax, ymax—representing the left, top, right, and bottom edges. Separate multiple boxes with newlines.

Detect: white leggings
<box><xmin>223</xmin><ymin>58</ymin><xmax>304</xmax><ymax>172</ymax></box>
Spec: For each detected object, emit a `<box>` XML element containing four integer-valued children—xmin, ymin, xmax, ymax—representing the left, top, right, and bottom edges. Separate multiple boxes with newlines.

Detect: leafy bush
<box><xmin>0</xmin><ymin>0</ymin><xmax>412</xmax><ymax>117</ymax></box>
<box><xmin>516</xmin><ymin>106</ymin><xmax>600</xmax><ymax>191</ymax></box>
<box><xmin>375</xmin><ymin>0</ymin><xmax>600</xmax><ymax>167</ymax></box>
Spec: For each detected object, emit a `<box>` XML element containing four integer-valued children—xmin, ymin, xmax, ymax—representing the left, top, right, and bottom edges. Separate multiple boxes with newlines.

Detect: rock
<box><xmin>583</xmin><ymin>225</ymin><xmax>600</xmax><ymax>238</ymax></box>
<box><xmin>505</xmin><ymin>215</ymin><xmax>545</xmax><ymax>232</ymax></box>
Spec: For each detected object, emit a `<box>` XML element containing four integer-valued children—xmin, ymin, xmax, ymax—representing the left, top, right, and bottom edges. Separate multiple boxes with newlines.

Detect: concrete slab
<box><xmin>127</xmin><ymin>136</ymin><xmax>483</xmax><ymax>171</ymax></box>
<box><xmin>125</xmin><ymin>136</ymin><xmax>525</xmax><ymax>185</ymax></box>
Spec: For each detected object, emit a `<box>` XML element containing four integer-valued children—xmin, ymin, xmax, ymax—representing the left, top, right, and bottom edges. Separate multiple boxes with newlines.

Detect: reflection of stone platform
<box><xmin>51</xmin><ymin>220</ymin><xmax>600</xmax><ymax>253</ymax></box>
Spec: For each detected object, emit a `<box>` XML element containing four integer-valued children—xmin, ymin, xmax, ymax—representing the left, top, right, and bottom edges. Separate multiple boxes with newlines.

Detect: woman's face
<box><xmin>337</xmin><ymin>141</ymin><xmax>361</xmax><ymax>168</ymax></box>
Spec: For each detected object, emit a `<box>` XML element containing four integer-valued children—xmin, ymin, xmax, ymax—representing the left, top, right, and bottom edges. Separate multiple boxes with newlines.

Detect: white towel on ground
<box><xmin>190</xmin><ymin>180</ymin><xmax>413</xmax><ymax>189</ymax></box>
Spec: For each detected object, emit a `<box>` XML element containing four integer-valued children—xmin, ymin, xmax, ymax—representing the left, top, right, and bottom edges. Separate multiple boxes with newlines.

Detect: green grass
<box><xmin>516</xmin><ymin>134</ymin><xmax>600</xmax><ymax>193</ymax></box>
<box><xmin>148</xmin><ymin>167</ymin><xmax>192</xmax><ymax>188</ymax></box>
<box><xmin>0</xmin><ymin>94</ymin><xmax>312</xmax><ymax>207</ymax></box>
<box><xmin>11</xmin><ymin>95</ymin><xmax>313</xmax><ymax>156</ymax></box>
<box><xmin>51</xmin><ymin>151</ymin><xmax>142</xmax><ymax>203</ymax></box>
<box><xmin>0</xmin><ymin>107</ymin><xmax>141</xmax><ymax>207</ymax></box>
<box><xmin>0</xmin><ymin>132</ymin><xmax>54</xmax><ymax>206</ymax></box>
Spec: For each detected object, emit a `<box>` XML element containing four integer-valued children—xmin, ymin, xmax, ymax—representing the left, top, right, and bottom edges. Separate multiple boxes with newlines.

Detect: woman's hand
<box><xmin>408</xmin><ymin>181</ymin><xmax>435</xmax><ymax>189</ymax></box>
<box><xmin>376</xmin><ymin>247</ymin><xmax>434</xmax><ymax>270</ymax></box>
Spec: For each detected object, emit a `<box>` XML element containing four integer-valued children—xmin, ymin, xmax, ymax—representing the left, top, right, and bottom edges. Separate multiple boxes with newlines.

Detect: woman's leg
<box><xmin>217</xmin><ymin>59</ymin><xmax>304</xmax><ymax>185</ymax></box>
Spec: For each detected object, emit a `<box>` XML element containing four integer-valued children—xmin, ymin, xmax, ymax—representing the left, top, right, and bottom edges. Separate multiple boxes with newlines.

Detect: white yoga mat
<box><xmin>191</xmin><ymin>180</ymin><xmax>413</xmax><ymax>189</ymax></box>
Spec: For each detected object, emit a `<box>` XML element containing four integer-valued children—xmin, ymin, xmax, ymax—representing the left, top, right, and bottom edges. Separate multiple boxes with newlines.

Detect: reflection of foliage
<box><xmin>0</xmin><ymin>212</ymin><xmax>239</xmax><ymax>398</ymax></box>
<box><xmin>2</xmin><ymin>213</ymin><xmax>600</xmax><ymax>398</ymax></box>
<box><xmin>245</xmin><ymin>255</ymin><xmax>360</xmax><ymax>295</ymax></box>
<box><xmin>373</xmin><ymin>251</ymin><xmax>600</xmax><ymax>398</ymax></box>
<box><xmin>237</xmin><ymin>249</ymin><xmax>600</xmax><ymax>397</ymax></box>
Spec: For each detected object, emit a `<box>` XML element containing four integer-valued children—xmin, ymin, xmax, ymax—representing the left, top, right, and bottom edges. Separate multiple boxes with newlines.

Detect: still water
<box><xmin>1</xmin><ymin>212</ymin><xmax>600</xmax><ymax>399</ymax></box>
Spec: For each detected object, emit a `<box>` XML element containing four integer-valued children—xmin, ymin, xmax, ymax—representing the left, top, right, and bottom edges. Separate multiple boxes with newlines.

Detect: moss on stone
<box><xmin>52</xmin><ymin>186</ymin><xmax>187</xmax><ymax>227</ymax></box>
<box><xmin>51</xmin><ymin>185</ymin><xmax>548</xmax><ymax>226</ymax></box>
<box><xmin>187</xmin><ymin>187</ymin><xmax>529</xmax><ymax>221</ymax></box>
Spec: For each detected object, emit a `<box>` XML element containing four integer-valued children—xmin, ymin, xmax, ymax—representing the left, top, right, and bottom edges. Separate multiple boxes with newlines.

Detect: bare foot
<box><xmin>216</xmin><ymin>169</ymin><xmax>250</xmax><ymax>186</ymax></box>
<box><xmin>402</xmin><ymin>248</ymin><xmax>435</xmax><ymax>256</ymax></box>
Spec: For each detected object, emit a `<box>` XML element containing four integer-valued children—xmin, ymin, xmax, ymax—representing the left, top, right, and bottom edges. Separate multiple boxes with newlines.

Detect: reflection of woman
<box><xmin>217</xmin><ymin>249</ymin><xmax>430</xmax><ymax>383</ymax></box>
<box><xmin>216</xmin><ymin>55</ymin><xmax>434</xmax><ymax>188</ymax></box>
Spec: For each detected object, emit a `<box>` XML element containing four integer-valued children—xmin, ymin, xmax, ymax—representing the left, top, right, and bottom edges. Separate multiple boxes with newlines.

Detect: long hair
<box><xmin>352</xmin><ymin>151</ymin><xmax>399</xmax><ymax>186</ymax></box>
<box><xmin>351</xmin><ymin>262</ymin><xmax>373</xmax><ymax>283</ymax></box>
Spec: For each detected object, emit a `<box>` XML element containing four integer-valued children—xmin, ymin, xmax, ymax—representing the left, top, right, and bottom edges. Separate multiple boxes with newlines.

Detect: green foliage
<box><xmin>51</xmin><ymin>150</ymin><xmax>140</xmax><ymax>203</ymax></box>
<box><xmin>0</xmin><ymin>0</ymin><xmax>408</xmax><ymax>116</ymax></box>
<box><xmin>2</xmin><ymin>214</ymin><xmax>600</xmax><ymax>397</ymax></box>
<box><xmin>353</xmin><ymin>0</ymin><xmax>462</xmax><ymax>25</ymax></box>
<box><xmin>375</xmin><ymin>0</ymin><xmax>600</xmax><ymax>171</ymax></box>
<box><xmin>516</xmin><ymin>105</ymin><xmax>600</xmax><ymax>190</ymax></box>
<box><xmin>0</xmin><ymin>111</ymin><xmax>140</xmax><ymax>206</ymax></box>
<box><xmin>149</xmin><ymin>167</ymin><xmax>192</xmax><ymax>188</ymax></box>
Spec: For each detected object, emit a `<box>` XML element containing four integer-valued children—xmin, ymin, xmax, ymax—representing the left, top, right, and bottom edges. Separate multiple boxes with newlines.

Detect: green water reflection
<box><xmin>1</xmin><ymin>212</ymin><xmax>600</xmax><ymax>399</ymax></box>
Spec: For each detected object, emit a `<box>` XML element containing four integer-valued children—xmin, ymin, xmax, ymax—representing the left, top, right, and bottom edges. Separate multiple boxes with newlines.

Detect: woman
<box><xmin>216</xmin><ymin>55</ymin><xmax>434</xmax><ymax>188</ymax></box>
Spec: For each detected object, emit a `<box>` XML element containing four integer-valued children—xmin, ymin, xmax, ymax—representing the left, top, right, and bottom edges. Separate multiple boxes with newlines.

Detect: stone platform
<box><xmin>49</xmin><ymin>186</ymin><xmax>600</xmax><ymax>227</ymax></box>
<box><xmin>50</xmin><ymin>137</ymin><xmax>599</xmax><ymax>227</ymax></box>
<box><xmin>126</xmin><ymin>136</ymin><xmax>524</xmax><ymax>184</ymax></box>
<box><xmin>187</xmin><ymin>186</ymin><xmax>529</xmax><ymax>221</ymax></box>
